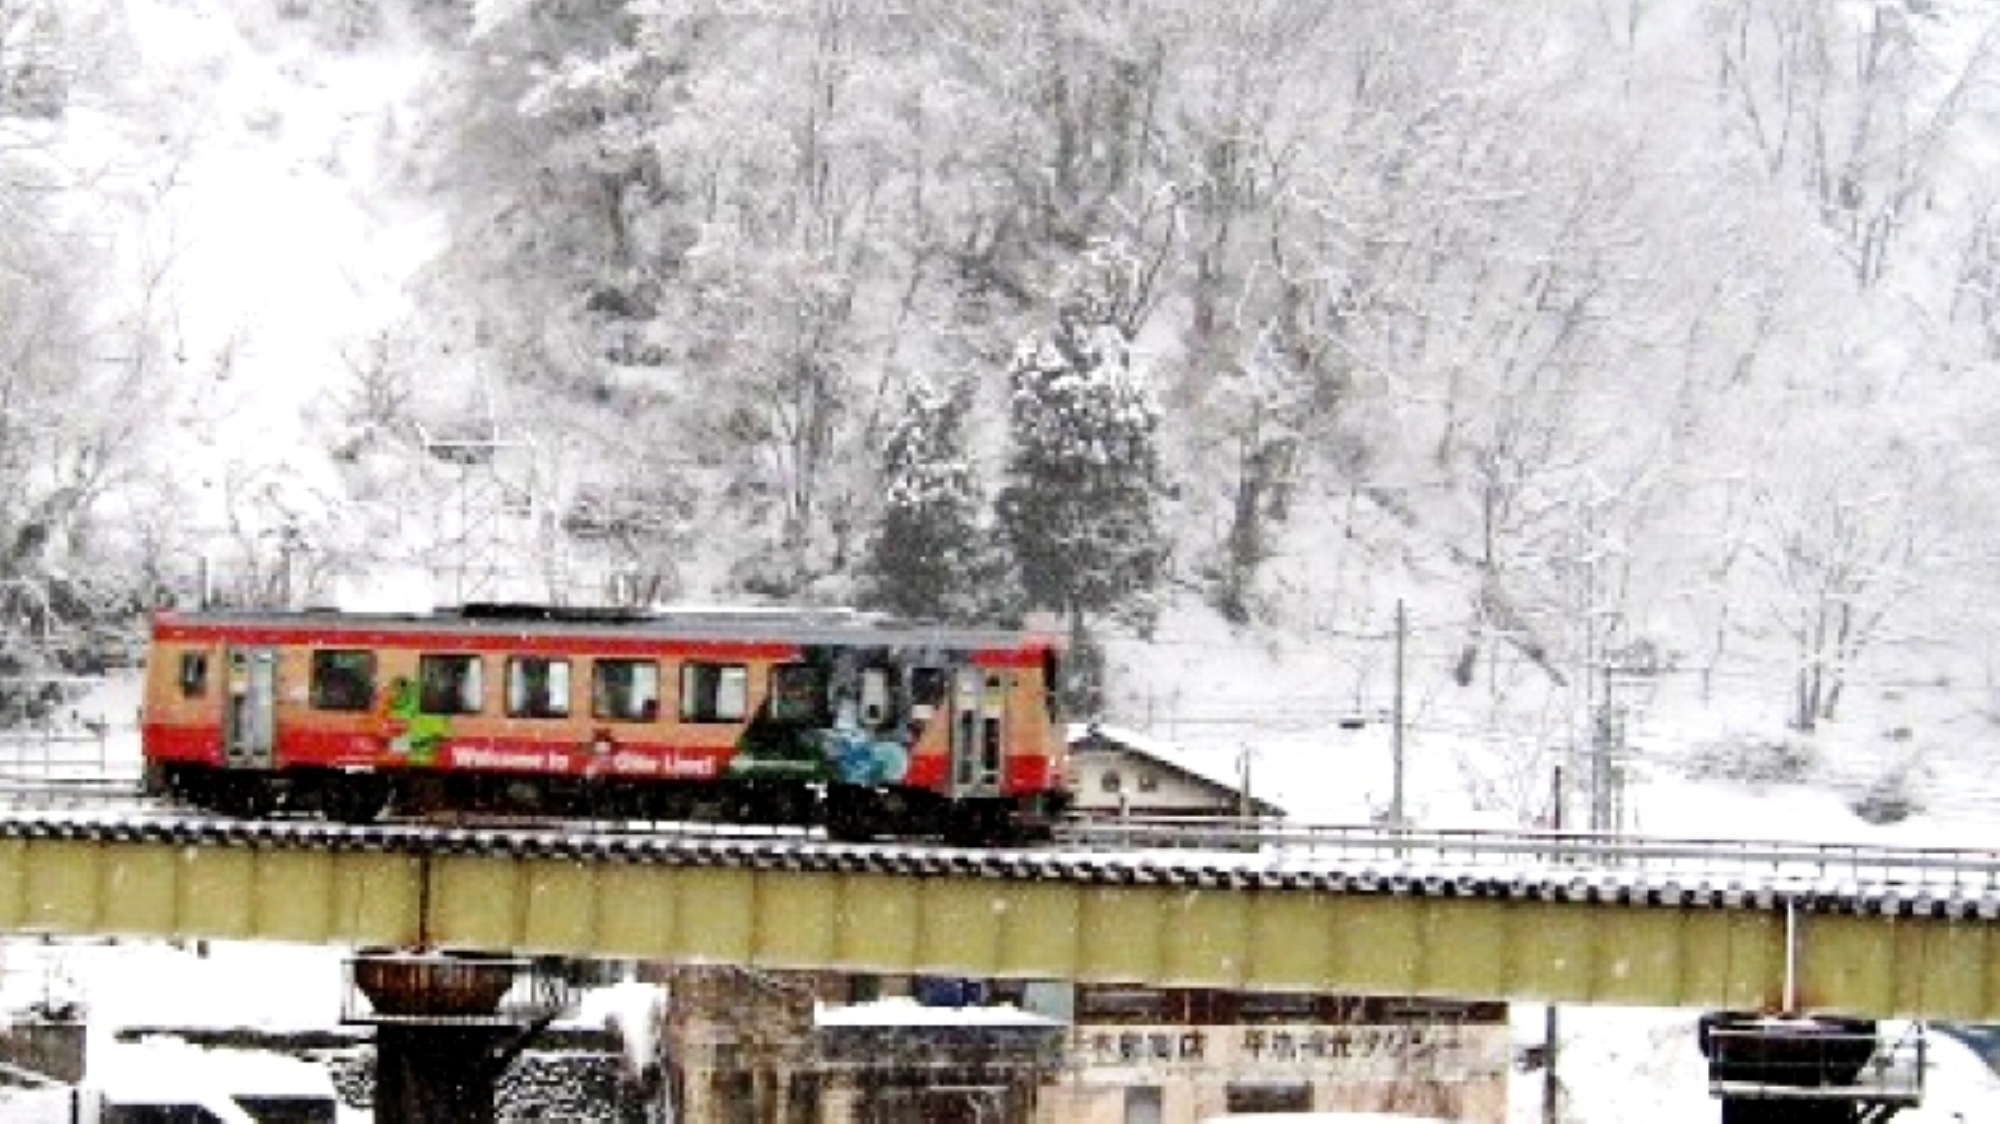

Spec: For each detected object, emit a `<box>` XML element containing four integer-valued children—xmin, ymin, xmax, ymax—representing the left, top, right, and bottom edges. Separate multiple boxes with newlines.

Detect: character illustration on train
<box><xmin>139</xmin><ymin>603</ymin><xmax>1071</xmax><ymax>844</ymax></box>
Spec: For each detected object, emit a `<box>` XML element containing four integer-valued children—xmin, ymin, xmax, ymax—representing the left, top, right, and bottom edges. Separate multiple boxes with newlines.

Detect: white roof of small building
<box><xmin>814</xmin><ymin>998</ymin><xmax>1065</xmax><ymax>1030</ymax></box>
<box><xmin>1068</xmin><ymin>722</ymin><xmax>1286</xmax><ymax>817</ymax></box>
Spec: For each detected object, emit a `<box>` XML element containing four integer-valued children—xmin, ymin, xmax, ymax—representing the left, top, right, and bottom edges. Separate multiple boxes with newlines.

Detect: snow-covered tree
<box><xmin>859</xmin><ymin>377</ymin><xmax>993</xmax><ymax>623</ymax></box>
<box><xmin>0</xmin><ymin>0</ymin><xmax>71</xmax><ymax>117</ymax></box>
<box><xmin>997</xmin><ymin>250</ymin><xmax>1169</xmax><ymax>705</ymax></box>
<box><xmin>0</xmin><ymin>84</ymin><xmax>169</xmax><ymax>709</ymax></box>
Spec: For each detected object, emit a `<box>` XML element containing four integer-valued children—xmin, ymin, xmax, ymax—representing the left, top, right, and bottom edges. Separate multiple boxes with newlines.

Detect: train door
<box><xmin>948</xmin><ymin>667</ymin><xmax>1007</xmax><ymax>798</ymax></box>
<box><xmin>223</xmin><ymin>646</ymin><xmax>278</xmax><ymax>770</ymax></box>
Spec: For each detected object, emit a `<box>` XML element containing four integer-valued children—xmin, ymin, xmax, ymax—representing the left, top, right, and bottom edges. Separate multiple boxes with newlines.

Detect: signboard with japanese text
<box><xmin>1073</xmin><ymin>1022</ymin><xmax>1509</xmax><ymax>1081</ymax></box>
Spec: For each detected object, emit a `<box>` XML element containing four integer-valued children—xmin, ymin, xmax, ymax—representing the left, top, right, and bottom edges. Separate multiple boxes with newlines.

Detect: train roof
<box><xmin>152</xmin><ymin>602</ymin><xmax>1059</xmax><ymax>651</ymax></box>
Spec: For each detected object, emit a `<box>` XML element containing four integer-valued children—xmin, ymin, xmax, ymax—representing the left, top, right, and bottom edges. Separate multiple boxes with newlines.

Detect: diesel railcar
<box><xmin>139</xmin><ymin>603</ymin><xmax>1070</xmax><ymax>843</ymax></box>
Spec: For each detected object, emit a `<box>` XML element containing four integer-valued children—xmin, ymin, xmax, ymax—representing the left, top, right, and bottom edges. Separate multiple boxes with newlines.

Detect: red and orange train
<box><xmin>139</xmin><ymin>603</ymin><xmax>1072</xmax><ymax>842</ymax></box>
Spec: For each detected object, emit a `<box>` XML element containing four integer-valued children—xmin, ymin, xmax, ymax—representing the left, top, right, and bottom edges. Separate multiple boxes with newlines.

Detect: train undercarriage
<box><xmin>146</xmin><ymin>761</ymin><xmax>1058</xmax><ymax>846</ymax></box>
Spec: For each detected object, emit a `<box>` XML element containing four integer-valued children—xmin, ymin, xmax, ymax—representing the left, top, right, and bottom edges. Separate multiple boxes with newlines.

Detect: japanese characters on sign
<box><xmin>1078</xmin><ymin>1024</ymin><xmax>1478</xmax><ymax>1072</ymax></box>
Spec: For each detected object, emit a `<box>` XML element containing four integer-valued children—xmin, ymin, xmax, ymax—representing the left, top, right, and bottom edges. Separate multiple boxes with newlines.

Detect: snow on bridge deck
<box><xmin>0</xmin><ymin>809</ymin><xmax>1991</xmax><ymax>1019</ymax></box>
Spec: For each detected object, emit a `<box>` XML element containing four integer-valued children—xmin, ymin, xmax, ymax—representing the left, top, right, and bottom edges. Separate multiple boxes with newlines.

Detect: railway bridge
<box><xmin>0</xmin><ymin>808</ymin><xmax>1996</xmax><ymax>1020</ymax></box>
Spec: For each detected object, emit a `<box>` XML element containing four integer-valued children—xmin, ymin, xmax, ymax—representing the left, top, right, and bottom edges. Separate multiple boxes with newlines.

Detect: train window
<box><xmin>177</xmin><ymin>651</ymin><xmax>209</xmax><ymax>698</ymax></box>
<box><xmin>592</xmin><ymin>659</ymin><xmax>659</xmax><ymax>722</ymax></box>
<box><xmin>908</xmin><ymin>666</ymin><xmax>947</xmax><ymax>707</ymax></box>
<box><xmin>858</xmin><ymin>667</ymin><xmax>891</xmax><ymax>729</ymax></box>
<box><xmin>506</xmin><ymin>657</ymin><xmax>572</xmax><ymax>719</ymax></box>
<box><xmin>681</xmin><ymin>662</ymin><xmax>748</xmax><ymax>723</ymax></box>
<box><xmin>417</xmin><ymin>654</ymin><xmax>484</xmax><ymax>715</ymax></box>
<box><xmin>767</xmin><ymin>663</ymin><xmax>825</xmax><ymax>724</ymax></box>
<box><xmin>310</xmin><ymin>650</ymin><xmax>376</xmax><ymax>711</ymax></box>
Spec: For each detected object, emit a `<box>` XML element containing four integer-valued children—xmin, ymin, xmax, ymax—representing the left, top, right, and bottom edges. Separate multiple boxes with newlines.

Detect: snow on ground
<box><xmin>69</xmin><ymin>941</ymin><xmax>350</xmax><ymax>1036</ymax></box>
<box><xmin>91</xmin><ymin>1034</ymin><xmax>337</xmax><ymax>1104</ymax></box>
<box><xmin>0</xmin><ymin>939</ymin><xmax>365</xmax><ymax>1121</ymax></box>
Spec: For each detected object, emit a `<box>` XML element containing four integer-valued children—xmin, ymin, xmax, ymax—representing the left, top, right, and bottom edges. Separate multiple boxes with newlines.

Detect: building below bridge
<box><xmin>1046</xmin><ymin>987</ymin><xmax>1508</xmax><ymax>1122</ymax></box>
<box><xmin>657</xmin><ymin>966</ymin><xmax>1509</xmax><ymax>1124</ymax></box>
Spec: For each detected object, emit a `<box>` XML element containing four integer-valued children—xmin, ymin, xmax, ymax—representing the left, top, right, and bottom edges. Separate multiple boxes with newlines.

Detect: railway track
<box><xmin>0</xmin><ymin>775</ymin><xmax>1997</xmax><ymax>908</ymax></box>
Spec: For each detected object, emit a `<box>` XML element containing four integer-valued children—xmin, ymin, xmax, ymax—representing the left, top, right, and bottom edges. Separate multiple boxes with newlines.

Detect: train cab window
<box><xmin>908</xmin><ymin>666</ymin><xmax>947</xmax><ymax>717</ymax></box>
<box><xmin>506</xmin><ymin>657</ymin><xmax>572</xmax><ymax>719</ymax></box>
<box><xmin>417</xmin><ymin>654</ymin><xmax>484</xmax><ymax>715</ymax></box>
<box><xmin>310</xmin><ymin>650</ymin><xmax>377</xmax><ymax>711</ymax></box>
<box><xmin>681</xmin><ymin>661</ymin><xmax>749</xmax><ymax>723</ymax></box>
<box><xmin>768</xmin><ymin>663</ymin><xmax>826</xmax><ymax>724</ymax></box>
<box><xmin>592</xmin><ymin>659</ymin><xmax>659</xmax><ymax>722</ymax></box>
<box><xmin>177</xmin><ymin>651</ymin><xmax>209</xmax><ymax>698</ymax></box>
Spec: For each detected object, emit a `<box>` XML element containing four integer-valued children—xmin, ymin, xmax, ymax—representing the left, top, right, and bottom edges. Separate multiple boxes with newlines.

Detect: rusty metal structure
<box><xmin>341</xmin><ymin>948</ymin><xmax>573</xmax><ymax>1123</ymax></box>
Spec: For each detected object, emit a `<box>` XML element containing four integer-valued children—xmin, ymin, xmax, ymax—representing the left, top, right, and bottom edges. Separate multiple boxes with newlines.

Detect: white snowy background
<box><xmin>5</xmin><ymin>0</ymin><xmax>2000</xmax><ymax>1120</ymax></box>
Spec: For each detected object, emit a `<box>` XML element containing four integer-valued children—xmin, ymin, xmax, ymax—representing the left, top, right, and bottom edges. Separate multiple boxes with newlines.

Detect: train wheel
<box><xmin>212</xmin><ymin>776</ymin><xmax>275</xmax><ymax>819</ymax></box>
<box><xmin>941</xmin><ymin>809</ymin><xmax>984</xmax><ymax>848</ymax></box>
<box><xmin>323</xmin><ymin>777</ymin><xmax>389</xmax><ymax>825</ymax></box>
<box><xmin>943</xmin><ymin>803</ymin><xmax>1013</xmax><ymax>848</ymax></box>
<box><xmin>729</xmin><ymin>781</ymin><xmax>813</xmax><ymax>826</ymax></box>
<box><xmin>639</xmin><ymin>785</ymin><xmax>697</xmax><ymax>824</ymax></box>
<box><xmin>825</xmin><ymin>785</ymin><xmax>878</xmax><ymax>843</ymax></box>
<box><xmin>764</xmin><ymin>783</ymin><xmax>817</xmax><ymax>827</ymax></box>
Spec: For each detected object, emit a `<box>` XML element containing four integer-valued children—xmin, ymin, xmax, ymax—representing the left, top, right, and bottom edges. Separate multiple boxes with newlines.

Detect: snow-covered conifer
<box><xmin>997</xmin><ymin>251</ymin><xmax>1170</xmax><ymax>698</ymax></box>
<box><xmin>860</xmin><ymin>378</ymin><xmax>991</xmax><ymax>623</ymax></box>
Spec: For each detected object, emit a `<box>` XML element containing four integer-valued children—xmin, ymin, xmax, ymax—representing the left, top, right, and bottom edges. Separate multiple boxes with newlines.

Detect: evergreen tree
<box><xmin>861</xmin><ymin>378</ymin><xmax>989</xmax><ymax>623</ymax></box>
<box><xmin>997</xmin><ymin>264</ymin><xmax>1169</xmax><ymax>706</ymax></box>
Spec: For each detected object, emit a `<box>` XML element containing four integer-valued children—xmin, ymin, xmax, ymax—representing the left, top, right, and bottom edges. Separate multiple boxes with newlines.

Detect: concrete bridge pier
<box><xmin>372</xmin><ymin>1023</ymin><xmax>517</xmax><ymax>1123</ymax></box>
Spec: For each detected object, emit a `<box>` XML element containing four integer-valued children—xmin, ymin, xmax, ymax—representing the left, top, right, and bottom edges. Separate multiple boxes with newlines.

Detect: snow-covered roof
<box><xmin>90</xmin><ymin>1038</ymin><xmax>335</xmax><ymax>1103</ymax></box>
<box><xmin>814</xmin><ymin>998</ymin><xmax>1064</xmax><ymax>1030</ymax></box>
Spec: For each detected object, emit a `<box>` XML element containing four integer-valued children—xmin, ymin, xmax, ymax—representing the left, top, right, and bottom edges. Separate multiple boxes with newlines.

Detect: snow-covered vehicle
<box><xmin>82</xmin><ymin>1041</ymin><xmax>339</xmax><ymax>1124</ymax></box>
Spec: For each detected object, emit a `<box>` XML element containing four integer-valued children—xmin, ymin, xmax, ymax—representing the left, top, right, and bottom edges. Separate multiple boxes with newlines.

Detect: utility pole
<box><xmin>1544</xmin><ymin>764</ymin><xmax>1563</xmax><ymax>1124</ymax></box>
<box><xmin>1592</xmin><ymin>660</ymin><xmax>1612</xmax><ymax>832</ymax></box>
<box><xmin>1390</xmin><ymin>599</ymin><xmax>1406</xmax><ymax>826</ymax></box>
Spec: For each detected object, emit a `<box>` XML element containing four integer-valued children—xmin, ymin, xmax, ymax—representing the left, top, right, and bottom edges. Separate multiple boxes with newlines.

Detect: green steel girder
<box><xmin>0</xmin><ymin>818</ymin><xmax>1994</xmax><ymax>1018</ymax></box>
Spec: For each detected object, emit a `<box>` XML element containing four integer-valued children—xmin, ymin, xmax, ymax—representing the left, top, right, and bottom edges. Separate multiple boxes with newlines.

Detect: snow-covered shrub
<box><xmin>1684</xmin><ymin>732</ymin><xmax>1819</xmax><ymax>786</ymax></box>
<box><xmin>1850</xmin><ymin>759</ymin><xmax>1927</xmax><ymax>825</ymax></box>
<box><xmin>277</xmin><ymin>0</ymin><xmax>378</xmax><ymax>49</ymax></box>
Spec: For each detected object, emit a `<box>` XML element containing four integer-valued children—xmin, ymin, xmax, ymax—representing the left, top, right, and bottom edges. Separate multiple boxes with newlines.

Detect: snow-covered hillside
<box><xmin>40</xmin><ymin>0</ymin><xmax>447</xmax><ymax>595</ymax></box>
<box><xmin>23</xmin><ymin>0</ymin><xmax>2000</xmax><ymax>814</ymax></box>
